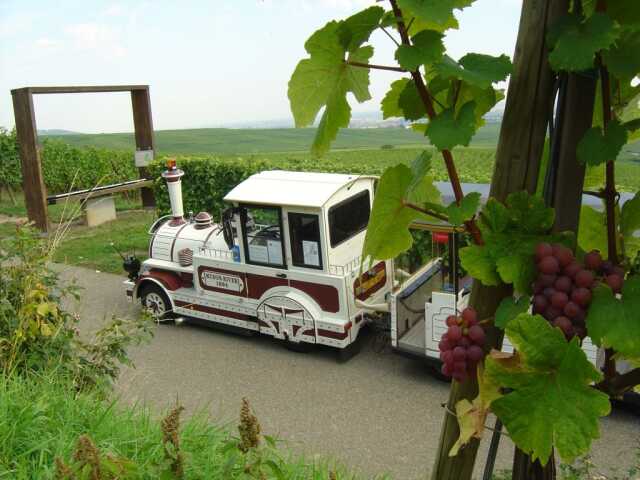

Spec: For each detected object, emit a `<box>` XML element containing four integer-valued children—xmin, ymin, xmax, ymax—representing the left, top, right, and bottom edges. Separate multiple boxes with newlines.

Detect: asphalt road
<box><xmin>58</xmin><ymin>265</ymin><xmax>639</xmax><ymax>480</ymax></box>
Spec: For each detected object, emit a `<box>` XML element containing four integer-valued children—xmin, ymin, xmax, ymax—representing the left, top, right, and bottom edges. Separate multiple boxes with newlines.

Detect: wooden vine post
<box><xmin>430</xmin><ymin>1</ymin><xmax>569</xmax><ymax>478</ymax></box>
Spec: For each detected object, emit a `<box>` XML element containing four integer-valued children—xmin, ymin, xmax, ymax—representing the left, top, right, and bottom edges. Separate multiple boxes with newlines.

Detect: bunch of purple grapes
<box><xmin>532</xmin><ymin>244</ymin><xmax>624</xmax><ymax>340</ymax></box>
<box><xmin>438</xmin><ymin>307</ymin><xmax>486</xmax><ymax>382</ymax></box>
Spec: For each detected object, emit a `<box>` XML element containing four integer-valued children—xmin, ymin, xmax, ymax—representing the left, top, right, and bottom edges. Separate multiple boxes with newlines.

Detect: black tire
<box><xmin>284</xmin><ymin>338</ymin><xmax>312</xmax><ymax>353</ymax></box>
<box><xmin>139</xmin><ymin>283</ymin><xmax>173</xmax><ymax>320</ymax></box>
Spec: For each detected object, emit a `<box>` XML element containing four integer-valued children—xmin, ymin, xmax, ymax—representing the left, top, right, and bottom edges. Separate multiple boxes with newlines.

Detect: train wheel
<box><xmin>140</xmin><ymin>284</ymin><xmax>172</xmax><ymax>321</ymax></box>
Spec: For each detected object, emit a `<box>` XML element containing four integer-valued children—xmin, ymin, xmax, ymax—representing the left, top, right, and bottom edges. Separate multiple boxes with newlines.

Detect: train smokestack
<box><xmin>162</xmin><ymin>158</ymin><xmax>186</xmax><ymax>226</ymax></box>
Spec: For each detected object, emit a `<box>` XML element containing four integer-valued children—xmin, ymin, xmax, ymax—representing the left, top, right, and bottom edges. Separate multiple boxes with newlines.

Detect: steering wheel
<box><xmin>255</xmin><ymin>225</ymin><xmax>281</xmax><ymax>240</ymax></box>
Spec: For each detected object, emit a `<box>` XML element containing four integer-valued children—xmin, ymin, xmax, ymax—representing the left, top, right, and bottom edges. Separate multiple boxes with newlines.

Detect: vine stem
<box><xmin>402</xmin><ymin>201</ymin><xmax>449</xmax><ymax>222</ymax></box>
<box><xmin>388</xmin><ymin>0</ymin><xmax>483</xmax><ymax>245</ymax></box>
<box><xmin>345</xmin><ymin>60</ymin><xmax>406</xmax><ymax>73</ymax></box>
<box><xmin>595</xmin><ymin>0</ymin><xmax>618</xmax><ymax>382</ymax></box>
<box><xmin>595</xmin><ymin>367</ymin><xmax>640</xmax><ymax>397</ymax></box>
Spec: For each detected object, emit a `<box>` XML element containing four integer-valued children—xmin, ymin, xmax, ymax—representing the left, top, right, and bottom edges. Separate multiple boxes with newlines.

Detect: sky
<box><xmin>0</xmin><ymin>0</ymin><xmax>522</xmax><ymax>133</ymax></box>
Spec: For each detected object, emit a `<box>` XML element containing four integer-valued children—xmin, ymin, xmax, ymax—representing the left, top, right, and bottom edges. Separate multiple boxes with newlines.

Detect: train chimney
<box><xmin>161</xmin><ymin>158</ymin><xmax>186</xmax><ymax>226</ymax></box>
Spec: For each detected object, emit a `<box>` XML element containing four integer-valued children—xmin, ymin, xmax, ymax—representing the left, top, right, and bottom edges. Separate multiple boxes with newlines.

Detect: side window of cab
<box><xmin>288</xmin><ymin>213</ymin><xmax>323</xmax><ymax>270</ymax></box>
<box><xmin>241</xmin><ymin>205</ymin><xmax>286</xmax><ymax>268</ymax></box>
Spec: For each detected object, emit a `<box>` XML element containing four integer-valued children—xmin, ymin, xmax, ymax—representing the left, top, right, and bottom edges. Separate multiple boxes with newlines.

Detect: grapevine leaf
<box><xmin>461</xmin><ymin>192</ymin><xmax>557</xmax><ymax>291</ymax></box>
<box><xmin>578</xmin><ymin>206</ymin><xmax>608</xmax><ymax>257</ymax></box>
<box><xmin>425</xmin><ymin>101</ymin><xmax>477</xmax><ymax>151</ymax></box>
<box><xmin>460</xmin><ymin>245</ymin><xmax>501</xmax><ymax>286</ymax></box>
<box><xmin>381</xmin><ymin>79</ymin><xmax>426</xmax><ymax>121</ymax></box>
<box><xmin>406</xmin><ymin>152</ymin><xmax>442</xmax><ymax>206</ymax></box>
<box><xmin>496</xmin><ymin>254</ymin><xmax>537</xmax><ymax>294</ymax></box>
<box><xmin>407</xmin><ymin>150</ymin><xmax>433</xmax><ymax>198</ymax></box>
<box><xmin>576</xmin><ymin>120</ymin><xmax>628</xmax><ymax>166</ymax></box>
<box><xmin>289</xmin><ymin>13</ymin><xmax>378</xmax><ymax>157</ymax></box>
<box><xmin>505</xmin><ymin>190</ymin><xmax>555</xmax><ymax>233</ymax></box>
<box><xmin>602</xmin><ymin>28</ymin><xmax>640</xmax><ymax>81</ymax></box>
<box><xmin>486</xmin><ymin>314</ymin><xmax>610</xmax><ymax>465</ymax></box>
<box><xmin>337</xmin><ymin>6</ymin><xmax>385</xmax><ymax>52</ymax></box>
<box><xmin>606</xmin><ymin>0</ymin><xmax>640</xmax><ymax>26</ymax></box>
<box><xmin>395</xmin><ymin>30</ymin><xmax>445</xmax><ymax>71</ymax></box>
<box><xmin>621</xmin><ymin>191</ymin><xmax>640</xmax><ymax>239</ymax></box>
<box><xmin>479</xmin><ymin>198</ymin><xmax>509</xmax><ymax>234</ymax></box>
<box><xmin>455</xmin><ymin>83</ymin><xmax>505</xmax><ymax>128</ymax></box>
<box><xmin>495</xmin><ymin>296</ymin><xmax>531</xmax><ymax>329</ymax></box>
<box><xmin>362</xmin><ymin>164</ymin><xmax>426</xmax><ymax>263</ymax></box>
<box><xmin>435</xmin><ymin>54</ymin><xmax>513</xmax><ymax>88</ymax></box>
<box><xmin>586</xmin><ymin>277</ymin><xmax>640</xmax><ymax>360</ymax></box>
<box><xmin>446</xmin><ymin>192</ymin><xmax>481</xmax><ymax>226</ymax></box>
<box><xmin>449</xmin><ymin>364</ymin><xmax>501</xmax><ymax>456</ymax></box>
<box><xmin>397</xmin><ymin>0</ymin><xmax>473</xmax><ymax>30</ymax></box>
<box><xmin>547</xmin><ymin>13</ymin><xmax>619</xmax><ymax>72</ymax></box>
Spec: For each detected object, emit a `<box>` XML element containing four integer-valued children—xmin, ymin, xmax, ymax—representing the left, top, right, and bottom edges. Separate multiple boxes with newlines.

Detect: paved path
<box><xmin>58</xmin><ymin>265</ymin><xmax>639</xmax><ymax>480</ymax></box>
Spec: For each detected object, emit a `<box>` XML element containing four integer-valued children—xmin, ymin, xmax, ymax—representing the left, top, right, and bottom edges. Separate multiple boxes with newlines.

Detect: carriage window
<box><xmin>289</xmin><ymin>213</ymin><xmax>322</xmax><ymax>269</ymax></box>
<box><xmin>242</xmin><ymin>206</ymin><xmax>285</xmax><ymax>268</ymax></box>
<box><xmin>328</xmin><ymin>190</ymin><xmax>371</xmax><ymax>247</ymax></box>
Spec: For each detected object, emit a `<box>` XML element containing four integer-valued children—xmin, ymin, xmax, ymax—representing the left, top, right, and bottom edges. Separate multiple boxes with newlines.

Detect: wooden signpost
<box><xmin>10</xmin><ymin>85</ymin><xmax>156</xmax><ymax>231</ymax></box>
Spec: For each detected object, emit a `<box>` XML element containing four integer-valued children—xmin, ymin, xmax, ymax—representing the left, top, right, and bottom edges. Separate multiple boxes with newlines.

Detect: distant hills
<box><xmin>38</xmin><ymin>129</ymin><xmax>79</xmax><ymax>136</ymax></box>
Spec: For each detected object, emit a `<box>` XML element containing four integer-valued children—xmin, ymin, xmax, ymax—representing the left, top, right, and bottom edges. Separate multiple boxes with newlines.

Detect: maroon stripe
<box><xmin>247</xmin><ymin>273</ymin><xmax>287</xmax><ymax>298</ymax></box>
<box><xmin>317</xmin><ymin>328</ymin><xmax>348</xmax><ymax>340</ymax></box>
<box><xmin>289</xmin><ymin>280</ymin><xmax>339</xmax><ymax>313</ymax></box>
<box><xmin>145</xmin><ymin>269</ymin><xmax>182</xmax><ymax>291</ymax></box>
<box><xmin>354</xmin><ymin>262</ymin><xmax>387</xmax><ymax>301</ymax></box>
<box><xmin>174</xmin><ymin>300</ymin><xmax>251</xmax><ymax>321</ymax></box>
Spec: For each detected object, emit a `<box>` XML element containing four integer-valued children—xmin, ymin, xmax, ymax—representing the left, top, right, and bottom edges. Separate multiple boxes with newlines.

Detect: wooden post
<box><xmin>131</xmin><ymin>88</ymin><xmax>156</xmax><ymax>208</ymax></box>
<box><xmin>11</xmin><ymin>88</ymin><xmax>49</xmax><ymax>231</ymax></box>
<box><xmin>430</xmin><ymin>1</ymin><xmax>569</xmax><ymax>478</ymax></box>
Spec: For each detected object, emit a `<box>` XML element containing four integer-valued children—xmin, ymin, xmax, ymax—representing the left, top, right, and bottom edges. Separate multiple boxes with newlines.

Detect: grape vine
<box><xmin>289</xmin><ymin>0</ymin><xmax>640</xmax><ymax>477</ymax></box>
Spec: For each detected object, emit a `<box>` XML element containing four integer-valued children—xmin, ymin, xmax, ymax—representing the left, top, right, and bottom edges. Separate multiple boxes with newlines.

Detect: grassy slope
<box><xmin>52</xmin><ymin>123</ymin><xmax>502</xmax><ymax>154</ymax></box>
<box><xmin>0</xmin><ymin>373</ymin><xmax>368</xmax><ymax>479</ymax></box>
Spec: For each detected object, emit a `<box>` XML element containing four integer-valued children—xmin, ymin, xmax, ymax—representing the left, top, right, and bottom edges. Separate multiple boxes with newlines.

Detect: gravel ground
<box><xmin>57</xmin><ymin>264</ymin><xmax>640</xmax><ymax>480</ymax></box>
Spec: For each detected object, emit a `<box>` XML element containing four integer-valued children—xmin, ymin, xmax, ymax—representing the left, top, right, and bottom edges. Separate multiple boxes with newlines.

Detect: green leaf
<box><xmin>446</xmin><ymin>192</ymin><xmax>481</xmax><ymax>226</ymax></box>
<box><xmin>288</xmin><ymin>17</ymin><xmax>376</xmax><ymax>156</ymax></box>
<box><xmin>425</xmin><ymin>101</ymin><xmax>477</xmax><ymax>151</ymax></box>
<box><xmin>486</xmin><ymin>314</ymin><xmax>610</xmax><ymax>465</ymax></box>
<box><xmin>435</xmin><ymin>54</ymin><xmax>513</xmax><ymax>88</ymax></box>
<box><xmin>479</xmin><ymin>198</ymin><xmax>509</xmax><ymax>234</ymax></box>
<box><xmin>362</xmin><ymin>164</ymin><xmax>424</xmax><ymax>262</ymax></box>
<box><xmin>496</xmin><ymin>254</ymin><xmax>537</xmax><ymax>294</ymax></box>
<box><xmin>586</xmin><ymin>277</ymin><xmax>640</xmax><ymax>360</ymax></box>
<box><xmin>381</xmin><ymin>78</ymin><xmax>426</xmax><ymax>121</ymax></box>
<box><xmin>407</xmin><ymin>152</ymin><xmax>441</xmax><ymax>207</ymax></box>
<box><xmin>407</xmin><ymin>150</ymin><xmax>432</xmax><ymax>195</ymax></box>
<box><xmin>505</xmin><ymin>190</ymin><xmax>555</xmax><ymax>233</ymax></box>
<box><xmin>621</xmin><ymin>191</ymin><xmax>640</xmax><ymax>240</ymax></box>
<box><xmin>397</xmin><ymin>0</ymin><xmax>474</xmax><ymax>30</ymax></box>
<box><xmin>494</xmin><ymin>296</ymin><xmax>530</xmax><ymax>329</ymax></box>
<box><xmin>578</xmin><ymin>206</ymin><xmax>608</xmax><ymax>257</ymax></box>
<box><xmin>548</xmin><ymin>13</ymin><xmax>619</xmax><ymax>72</ymax></box>
<box><xmin>395</xmin><ymin>30</ymin><xmax>445</xmax><ymax>71</ymax></box>
<box><xmin>576</xmin><ymin>120</ymin><xmax>628</xmax><ymax>166</ymax></box>
<box><xmin>338</xmin><ymin>6</ymin><xmax>385</xmax><ymax>52</ymax></box>
<box><xmin>459</xmin><ymin>245</ymin><xmax>501</xmax><ymax>286</ymax></box>
<box><xmin>603</xmin><ymin>28</ymin><xmax>640</xmax><ymax>81</ymax></box>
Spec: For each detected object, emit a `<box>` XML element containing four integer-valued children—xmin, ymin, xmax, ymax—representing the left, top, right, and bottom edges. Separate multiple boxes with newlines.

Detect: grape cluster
<box><xmin>438</xmin><ymin>307</ymin><xmax>485</xmax><ymax>382</ymax></box>
<box><xmin>532</xmin><ymin>244</ymin><xmax>624</xmax><ymax>340</ymax></box>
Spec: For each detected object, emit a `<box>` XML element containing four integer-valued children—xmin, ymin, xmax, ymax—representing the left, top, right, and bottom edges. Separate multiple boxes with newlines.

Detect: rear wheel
<box><xmin>140</xmin><ymin>284</ymin><xmax>172</xmax><ymax>320</ymax></box>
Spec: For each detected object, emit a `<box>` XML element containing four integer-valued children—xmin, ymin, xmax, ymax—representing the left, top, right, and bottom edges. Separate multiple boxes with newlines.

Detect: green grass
<box><xmin>51</xmin><ymin>211</ymin><xmax>154</xmax><ymax>273</ymax></box>
<box><xmin>0</xmin><ymin>190</ymin><xmax>142</xmax><ymax>222</ymax></box>
<box><xmin>0</xmin><ymin>372</ymin><xmax>370</xmax><ymax>479</ymax></box>
<box><xmin>51</xmin><ymin>124</ymin><xmax>503</xmax><ymax>154</ymax></box>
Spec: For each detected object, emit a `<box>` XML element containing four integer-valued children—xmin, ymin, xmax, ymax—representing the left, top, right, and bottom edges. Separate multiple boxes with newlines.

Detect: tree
<box><xmin>288</xmin><ymin>1</ymin><xmax>640</xmax><ymax>478</ymax></box>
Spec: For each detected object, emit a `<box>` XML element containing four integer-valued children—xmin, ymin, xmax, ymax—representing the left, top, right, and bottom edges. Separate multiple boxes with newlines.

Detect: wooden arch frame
<box><xmin>10</xmin><ymin>85</ymin><xmax>156</xmax><ymax>231</ymax></box>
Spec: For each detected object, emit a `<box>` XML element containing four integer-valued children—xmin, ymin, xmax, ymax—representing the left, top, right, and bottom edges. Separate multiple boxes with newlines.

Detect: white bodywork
<box><xmin>131</xmin><ymin>170</ymin><xmax>391</xmax><ymax>350</ymax></box>
<box><xmin>391</xmin><ymin>262</ymin><xmax>602</xmax><ymax>367</ymax></box>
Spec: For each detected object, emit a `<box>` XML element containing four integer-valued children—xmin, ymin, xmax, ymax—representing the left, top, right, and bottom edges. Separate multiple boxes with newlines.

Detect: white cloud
<box><xmin>103</xmin><ymin>4</ymin><xmax>125</xmax><ymax>16</ymax></box>
<box><xmin>34</xmin><ymin>37</ymin><xmax>61</xmax><ymax>50</ymax></box>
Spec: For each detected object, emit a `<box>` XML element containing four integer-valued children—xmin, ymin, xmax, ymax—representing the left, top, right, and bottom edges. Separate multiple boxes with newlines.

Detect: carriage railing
<box><xmin>329</xmin><ymin>256</ymin><xmax>362</xmax><ymax>276</ymax></box>
<box><xmin>197</xmin><ymin>246</ymin><xmax>235</xmax><ymax>261</ymax></box>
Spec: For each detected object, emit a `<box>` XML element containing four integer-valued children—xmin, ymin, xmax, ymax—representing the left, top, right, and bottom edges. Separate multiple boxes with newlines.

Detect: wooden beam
<box><xmin>131</xmin><ymin>87</ymin><xmax>156</xmax><ymax>207</ymax></box>
<box><xmin>16</xmin><ymin>85</ymin><xmax>149</xmax><ymax>94</ymax></box>
<box><xmin>11</xmin><ymin>88</ymin><xmax>49</xmax><ymax>231</ymax></box>
<box><xmin>47</xmin><ymin>179</ymin><xmax>154</xmax><ymax>205</ymax></box>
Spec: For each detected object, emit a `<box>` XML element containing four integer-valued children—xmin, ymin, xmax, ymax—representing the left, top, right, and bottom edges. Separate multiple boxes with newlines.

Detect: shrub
<box><xmin>0</xmin><ymin>224</ymin><xmax>153</xmax><ymax>389</ymax></box>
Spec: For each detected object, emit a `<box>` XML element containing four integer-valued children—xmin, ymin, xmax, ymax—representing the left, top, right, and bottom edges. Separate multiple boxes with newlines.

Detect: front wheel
<box><xmin>140</xmin><ymin>284</ymin><xmax>172</xmax><ymax>320</ymax></box>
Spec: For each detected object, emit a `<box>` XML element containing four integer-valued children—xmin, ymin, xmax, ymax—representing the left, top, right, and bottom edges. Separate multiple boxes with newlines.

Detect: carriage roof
<box><xmin>223</xmin><ymin>170</ymin><xmax>373</xmax><ymax>208</ymax></box>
